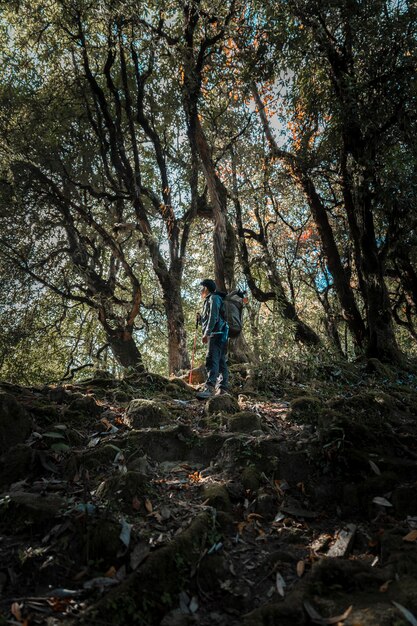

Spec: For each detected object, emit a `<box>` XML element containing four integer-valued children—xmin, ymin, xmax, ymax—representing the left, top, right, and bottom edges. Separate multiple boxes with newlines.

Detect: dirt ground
<box><xmin>1</xmin><ymin>361</ymin><xmax>417</xmax><ymax>626</ymax></box>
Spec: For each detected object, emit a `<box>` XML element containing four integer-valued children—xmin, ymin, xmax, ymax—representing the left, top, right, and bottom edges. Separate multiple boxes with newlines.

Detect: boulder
<box><xmin>0</xmin><ymin>392</ymin><xmax>32</xmax><ymax>454</ymax></box>
<box><xmin>227</xmin><ymin>411</ymin><xmax>262</xmax><ymax>432</ymax></box>
<box><xmin>69</xmin><ymin>394</ymin><xmax>102</xmax><ymax>416</ymax></box>
<box><xmin>127</xmin><ymin>399</ymin><xmax>171</xmax><ymax>428</ymax></box>
<box><xmin>202</xmin><ymin>483</ymin><xmax>232</xmax><ymax>512</ymax></box>
<box><xmin>205</xmin><ymin>394</ymin><xmax>240</xmax><ymax>416</ymax></box>
<box><xmin>98</xmin><ymin>471</ymin><xmax>149</xmax><ymax>513</ymax></box>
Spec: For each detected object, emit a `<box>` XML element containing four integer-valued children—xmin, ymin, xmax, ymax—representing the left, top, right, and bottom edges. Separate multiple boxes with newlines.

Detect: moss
<box><xmin>241</xmin><ymin>466</ymin><xmax>261</xmax><ymax>492</ymax></box>
<box><xmin>127</xmin><ymin>399</ymin><xmax>171</xmax><ymax>428</ymax></box>
<box><xmin>99</xmin><ymin>471</ymin><xmax>149</xmax><ymax>513</ymax></box>
<box><xmin>202</xmin><ymin>484</ymin><xmax>232</xmax><ymax>512</ymax></box>
<box><xmin>227</xmin><ymin>411</ymin><xmax>262</xmax><ymax>433</ymax></box>
<box><xmin>205</xmin><ymin>394</ymin><xmax>240</xmax><ymax>416</ymax></box>
<box><xmin>290</xmin><ymin>396</ymin><xmax>323</xmax><ymax>424</ymax></box>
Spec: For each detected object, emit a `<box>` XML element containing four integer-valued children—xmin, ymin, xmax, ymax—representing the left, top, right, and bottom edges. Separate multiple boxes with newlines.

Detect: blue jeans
<box><xmin>205</xmin><ymin>334</ymin><xmax>229</xmax><ymax>389</ymax></box>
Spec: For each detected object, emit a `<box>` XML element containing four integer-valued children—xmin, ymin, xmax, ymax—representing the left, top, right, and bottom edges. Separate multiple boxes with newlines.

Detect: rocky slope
<box><xmin>1</xmin><ymin>361</ymin><xmax>417</xmax><ymax>626</ymax></box>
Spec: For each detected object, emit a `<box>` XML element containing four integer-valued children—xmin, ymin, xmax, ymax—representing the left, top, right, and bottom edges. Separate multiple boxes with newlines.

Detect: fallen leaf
<box><xmin>372</xmin><ymin>496</ymin><xmax>393</xmax><ymax>507</ymax></box>
<box><xmin>130</xmin><ymin>543</ymin><xmax>150</xmax><ymax>570</ymax></box>
<box><xmin>11</xmin><ymin>602</ymin><xmax>22</xmax><ymax>621</ymax></box>
<box><xmin>119</xmin><ymin>520</ymin><xmax>132</xmax><ymax>547</ymax></box>
<box><xmin>392</xmin><ymin>601</ymin><xmax>417</xmax><ymax>626</ymax></box>
<box><xmin>379</xmin><ymin>579</ymin><xmax>392</xmax><ymax>592</ymax></box>
<box><xmin>145</xmin><ymin>498</ymin><xmax>153</xmax><ymax>513</ymax></box>
<box><xmin>189</xmin><ymin>596</ymin><xmax>199</xmax><ymax>613</ymax></box>
<box><xmin>105</xmin><ymin>566</ymin><xmax>117</xmax><ymax>578</ymax></box>
<box><xmin>297</xmin><ymin>560</ymin><xmax>305</xmax><ymax>577</ymax></box>
<box><xmin>276</xmin><ymin>572</ymin><xmax>286</xmax><ymax>597</ymax></box>
<box><xmin>403</xmin><ymin>530</ymin><xmax>417</xmax><ymax>542</ymax></box>
<box><xmin>369</xmin><ymin>460</ymin><xmax>381</xmax><ymax>475</ymax></box>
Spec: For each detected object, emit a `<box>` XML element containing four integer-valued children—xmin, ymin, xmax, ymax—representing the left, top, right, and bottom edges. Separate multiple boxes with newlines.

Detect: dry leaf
<box><xmin>145</xmin><ymin>498</ymin><xmax>153</xmax><ymax>513</ymax></box>
<box><xmin>403</xmin><ymin>530</ymin><xmax>417</xmax><ymax>542</ymax></box>
<box><xmin>379</xmin><ymin>579</ymin><xmax>392</xmax><ymax>592</ymax></box>
<box><xmin>11</xmin><ymin>602</ymin><xmax>22</xmax><ymax>622</ymax></box>
<box><xmin>297</xmin><ymin>560</ymin><xmax>305</xmax><ymax>577</ymax></box>
<box><xmin>105</xmin><ymin>566</ymin><xmax>117</xmax><ymax>578</ymax></box>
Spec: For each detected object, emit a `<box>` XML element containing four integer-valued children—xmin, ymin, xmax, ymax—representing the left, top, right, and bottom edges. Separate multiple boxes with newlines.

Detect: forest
<box><xmin>1</xmin><ymin>1</ymin><xmax>417</xmax><ymax>625</ymax></box>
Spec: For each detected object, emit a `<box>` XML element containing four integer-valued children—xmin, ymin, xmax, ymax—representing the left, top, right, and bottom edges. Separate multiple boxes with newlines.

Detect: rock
<box><xmin>9</xmin><ymin>491</ymin><xmax>65</xmax><ymax>526</ymax></box>
<box><xmin>0</xmin><ymin>444</ymin><xmax>34</xmax><ymax>488</ymax></box>
<box><xmin>69</xmin><ymin>394</ymin><xmax>102</xmax><ymax>416</ymax></box>
<box><xmin>205</xmin><ymin>394</ymin><xmax>240</xmax><ymax>416</ymax></box>
<box><xmin>256</xmin><ymin>492</ymin><xmax>278</xmax><ymax>520</ymax></box>
<box><xmin>366</xmin><ymin>358</ymin><xmax>396</xmax><ymax>380</ymax></box>
<box><xmin>127</xmin><ymin>399</ymin><xmax>171</xmax><ymax>428</ymax></box>
<box><xmin>48</xmin><ymin>386</ymin><xmax>71</xmax><ymax>404</ymax></box>
<box><xmin>0</xmin><ymin>392</ymin><xmax>32</xmax><ymax>454</ymax></box>
<box><xmin>290</xmin><ymin>395</ymin><xmax>322</xmax><ymax>423</ymax></box>
<box><xmin>241</xmin><ymin>466</ymin><xmax>261</xmax><ymax>492</ymax></box>
<box><xmin>98</xmin><ymin>471</ymin><xmax>149</xmax><ymax>512</ymax></box>
<box><xmin>202</xmin><ymin>484</ymin><xmax>232</xmax><ymax>512</ymax></box>
<box><xmin>227</xmin><ymin>411</ymin><xmax>262</xmax><ymax>432</ymax></box>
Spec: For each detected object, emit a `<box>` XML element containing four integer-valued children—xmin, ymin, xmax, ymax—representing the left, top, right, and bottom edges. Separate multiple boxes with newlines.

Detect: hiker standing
<box><xmin>196</xmin><ymin>279</ymin><xmax>229</xmax><ymax>400</ymax></box>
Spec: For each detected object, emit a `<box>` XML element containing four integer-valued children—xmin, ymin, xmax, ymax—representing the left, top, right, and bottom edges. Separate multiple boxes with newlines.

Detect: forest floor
<box><xmin>1</xmin><ymin>358</ymin><xmax>417</xmax><ymax>626</ymax></box>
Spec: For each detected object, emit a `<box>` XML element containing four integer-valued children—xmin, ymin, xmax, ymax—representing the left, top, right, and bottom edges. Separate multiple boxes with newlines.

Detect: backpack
<box><xmin>220</xmin><ymin>290</ymin><xmax>246</xmax><ymax>337</ymax></box>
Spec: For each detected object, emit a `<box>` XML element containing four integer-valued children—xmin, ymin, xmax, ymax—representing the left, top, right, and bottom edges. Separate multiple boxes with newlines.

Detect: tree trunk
<box><xmin>106</xmin><ymin>329</ymin><xmax>145</xmax><ymax>371</ymax></box>
<box><xmin>164</xmin><ymin>288</ymin><xmax>191</xmax><ymax>375</ymax></box>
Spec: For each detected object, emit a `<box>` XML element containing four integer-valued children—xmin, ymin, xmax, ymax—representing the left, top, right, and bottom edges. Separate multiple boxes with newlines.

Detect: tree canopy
<box><xmin>1</xmin><ymin>0</ymin><xmax>416</xmax><ymax>381</ymax></box>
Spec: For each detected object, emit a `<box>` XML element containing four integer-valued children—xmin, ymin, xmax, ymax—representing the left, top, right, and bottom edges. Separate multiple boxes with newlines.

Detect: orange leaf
<box><xmin>105</xmin><ymin>566</ymin><xmax>117</xmax><ymax>578</ymax></box>
<box><xmin>403</xmin><ymin>530</ymin><xmax>417</xmax><ymax>542</ymax></box>
<box><xmin>379</xmin><ymin>579</ymin><xmax>392</xmax><ymax>593</ymax></box>
<box><xmin>145</xmin><ymin>498</ymin><xmax>153</xmax><ymax>513</ymax></box>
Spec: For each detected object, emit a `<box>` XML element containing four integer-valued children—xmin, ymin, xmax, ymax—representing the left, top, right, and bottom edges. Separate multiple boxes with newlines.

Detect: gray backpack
<box><xmin>221</xmin><ymin>290</ymin><xmax>245</xmax><ymax>337</ymax></box>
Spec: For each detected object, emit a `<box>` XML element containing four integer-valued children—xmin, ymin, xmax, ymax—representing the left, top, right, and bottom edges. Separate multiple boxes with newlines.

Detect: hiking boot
<box><xmin>196</xmin><ymin>385</ymin><xmax>215</xmax><ymax>400</ymax></box>
<box><xmin>216</xmin><ymin>388</ymin><xmax>229</xmax><ymax>396</ymax></box>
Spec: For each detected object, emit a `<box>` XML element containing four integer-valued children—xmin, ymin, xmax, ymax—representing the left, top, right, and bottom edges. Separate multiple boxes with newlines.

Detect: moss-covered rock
<box><xmin>78</xmin><ymin>512</ymin><xmax>216</xmax><ymax>624</ymax></box>
<box><xmin>202</xmin><ymin>483</ymin><xmax>232</xmax><ymax>512</ymax></box>
<box><xmin>127</xmin><ymin>399</ymin><xmax>171</xmax><ymax>428</ymax></box>
<box><xmin>227</xmin><ymin>411</ymin><xmax>262</xmax><ymax>432</ymax></box>
<box><xmin>69</xmin><ymin>394</ymin><xmax>103</xmax><ymax>417</ymax></box>
<box><xmin>241</xmin><ymin>466</ymin><xmax>261</xmax><ymax>492</ymax></box>
<box><xmin>290</xmin><ymin>395</ymin><xmax>323</xmax><ymax>423</ymax></box>
<box><xmin>0</xmin><ymin>392</ymin><xmax>32</xmax><ymax>454</ymax></box>
<box><xmin>98</xmin><ymin>471</ymin><xmax>149</xmax><ymax>512</ymax></box>
<box><xmin>7</xmin><ymin>492</ymin><xmax>65</xmax><ymax>528</ymax></box>
<box><xmin>205</xmin><ymin>394</ymin><xmax>240</xmax><ymax>416</ymax></box>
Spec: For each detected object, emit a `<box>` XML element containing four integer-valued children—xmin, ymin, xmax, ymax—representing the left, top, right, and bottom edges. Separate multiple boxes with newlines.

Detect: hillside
<box><xmin>1</xmin><ymin>360</ymin><xmax>417</xmax><ymax>625</ymax></box>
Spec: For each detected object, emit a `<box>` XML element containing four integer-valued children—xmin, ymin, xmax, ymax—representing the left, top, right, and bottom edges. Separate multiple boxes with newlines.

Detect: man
<box><xmin>196</xmin><ymin>279</ymin><xmax>229</xmax><ymax>400</ymax></box>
